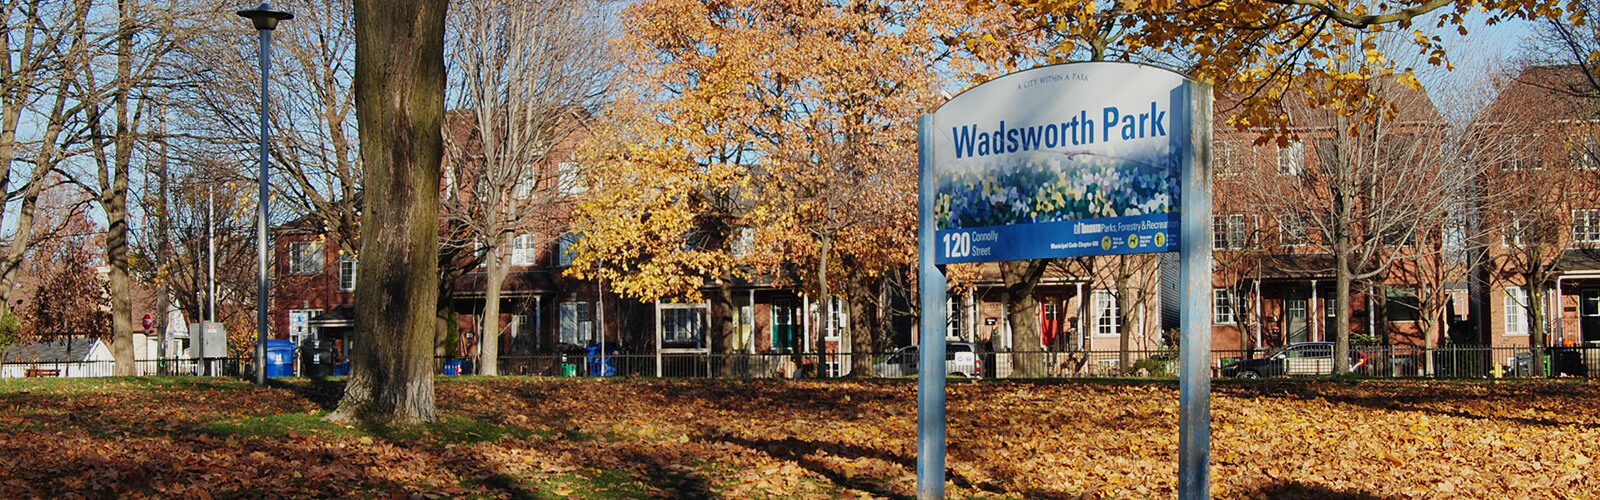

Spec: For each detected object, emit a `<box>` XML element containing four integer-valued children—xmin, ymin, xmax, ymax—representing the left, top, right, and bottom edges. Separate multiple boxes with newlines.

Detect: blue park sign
<box><xmin>916</xmin><ymin>61</ymin><xmax>1213</xmax><ymax>500</ymax></box>
<box><xmin>929</xmin><ymin>62</ymin><xmax>1197</xmax><ymax>264</ymax></box>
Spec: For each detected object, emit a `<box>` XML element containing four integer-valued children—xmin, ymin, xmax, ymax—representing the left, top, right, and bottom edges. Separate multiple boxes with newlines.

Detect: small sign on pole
<box><xmin>918</xmin><ymin>62</ymin><xmax>1212</xmax><ymax>499</ymax></box>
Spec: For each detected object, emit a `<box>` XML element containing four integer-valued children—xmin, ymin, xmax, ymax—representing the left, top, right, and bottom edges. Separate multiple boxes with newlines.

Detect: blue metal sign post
<box><xmin>917</xmin><ymin>62</ymin><xmax>1212</xmax><ymax>499</ymax></box>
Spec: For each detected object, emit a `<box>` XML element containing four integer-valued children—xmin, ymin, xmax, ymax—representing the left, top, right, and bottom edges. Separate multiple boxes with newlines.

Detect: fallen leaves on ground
<box><xmin>0</xmin><ymin>376</ymin><xmax>1596</xmax><ymax>499</ymax></box>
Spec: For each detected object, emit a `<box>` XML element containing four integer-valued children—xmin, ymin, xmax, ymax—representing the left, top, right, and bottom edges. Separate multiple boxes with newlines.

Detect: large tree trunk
<box><xmin>330</xmin><ymin>0</ymin><xmax>447</xmax><ymax>426</ymax></box>
<box><xmin>846</xmin><ymin>273</ymin><xmax>875</xmax><ymax>377</ymax></box>
<box><xmin>1001</xmin><ymin>260</ymin><xmax>1048</xmax><ymax>377</ymax></box>
<box><xmin>1115</xmin><ymin>256</ymin><xmax>1135</xmax><ymax>375</ymax></box>
<box><xmin>107</xmin><ymin>0</ymin><xmax>136</xmax><ymax>377</ymax></box>
<box><xmin>1526</xmin><ymin>252</ymin><xmax>1548</xmax><ymax>377</ymax></box>
<box><xmin>710</xmin><ymin>271</ymin><xmax>736</xmax><ymax>377</ymax></box>
<box><xmin>479</xmin><ymin>232</ymin><xmax>509</xmax><ymax>376</ymax></box>
<box><xmin>1333</xmin><ymin>189</ymin><xmax>1355</xmax><ymax>374</ymax></box>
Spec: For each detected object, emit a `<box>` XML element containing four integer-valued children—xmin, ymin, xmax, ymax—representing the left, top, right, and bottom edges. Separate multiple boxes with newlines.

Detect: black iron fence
<box><xmin>7</xmin><ymin>346</ymin><xmax>1598</xmax><ymax>380</ymax></box>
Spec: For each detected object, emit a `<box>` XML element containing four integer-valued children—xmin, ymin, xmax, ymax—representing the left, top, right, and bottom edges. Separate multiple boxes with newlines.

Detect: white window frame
<box><xmin>1574</xmin><ymin>209</ymin><xmax>1600</xmax><ymax>244</ymax></box>
<box><xmin>662</xmin><ymin>306</ymin><xmax>707</xmax><ymax>345</ymax></box>
<box><xmin>1504</xmin><ymin>286</ymin><xmax>1528</xmax><ymax>336</ymax></box>
<box><xmin>1278</xmin><ymin>214</ymin><xmax>1308</xmax><ymax>247</ymax></box>
<box><xmin>1213</xmin><ymin>214</ymin><xmax>1246</xmax><ymax>250</ymax></box>
<box><xmin>1213</xmin><ymin>289</ymin><xmax>1237</xmax><ymax>324</ymax></box>
<box><xmin>1570</xmin><ymin>143</ymin><xmax>1600</xmax><ymax>171</ymax></box>
<box><xmin>512</xmin><ymin>168</ymin><xmax>537</xmax><ymax>200</ymax></box>
<box><xmin>730</xmin><ymin>227</ymin><xmax>755</xmax><ymax>258</ymax></box>
<box><xmin>559</xmin><ymin>301</ymin><xmax>592</xmax><ymax>345</ymax></box>
<box><xmin>1504</xmin><ymin>213</ymin><xmax>1524</xmax><ymax>248</ymax></box>
<box><xmin>289</xmin><ymin>241</ymin><xmax>324</xmax><ymax>275</ymax></box>
<box><xmin>1094</xmin><ymin>290</ymin><xmax>1121</xmax><ymax>336</ymax></box>
<box><xmin>1277</xmin><ymin>140</ymin><xmax>1304</xmax><ymax>176</ymax></box>
<box><xmin>1215</xmin><ymin>139</ymin><xmax>1250</xmax><ymax>177</ymax></box>
<box><xmin>826</xmin><ymin>296</ymin><xmax>845</xmax><ymax>340</ymax></box>
<box><xmin>338</xmin><ymin>258</ymin><xmax>357</xmax><ymax>292</ymax></box>
<box><xmin>946</xmin><ymin>295</ymin><xmax>972</xmax><ymax>341</ymax></box>
<box><xmin>558</xmin><ymin>161</ymin><xmax>585</xmax><ymax>195</ymax></box>
<box><xmin>511</xmin><ymin>234</ymin><xmax>538</xmax><ymax>266</ymax></box>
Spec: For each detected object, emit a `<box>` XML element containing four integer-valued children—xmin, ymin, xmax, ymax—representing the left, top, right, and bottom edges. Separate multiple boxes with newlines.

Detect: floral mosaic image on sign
<box><xmin>934</xmin><ymin>149</ymin><xmax>1178</xmax><ymax>231</ymax></box>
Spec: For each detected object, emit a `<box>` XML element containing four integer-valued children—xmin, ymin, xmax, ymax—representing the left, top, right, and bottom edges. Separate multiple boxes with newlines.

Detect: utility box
<box><xmin>189</xmin><ymin>322</ymin><xmax>227</xmax><ymax>358</ymax></box>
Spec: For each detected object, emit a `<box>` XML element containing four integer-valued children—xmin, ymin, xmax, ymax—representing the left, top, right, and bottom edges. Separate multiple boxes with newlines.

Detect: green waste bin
<box><xmin>561</xmin><ymin>355</ymin><xmax>577</xmax><ymax>377</ymax></box>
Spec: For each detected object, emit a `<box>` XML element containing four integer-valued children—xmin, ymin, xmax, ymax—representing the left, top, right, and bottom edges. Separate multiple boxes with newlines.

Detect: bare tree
<box><xmin>177</xmin><ymin>0</ymin><xmax>362</xmax><ymax>256</ymax></box>
<box><xmin>441</xmin><ymin>0</ymin><xmax>611</xmax><ymax>375</ymax></box>
<box><xmin>66</xmin><ymin>0</ymin><xmax>213</xmax><ymax>376</ymax></box>
<box><xmin>0</xmin><ymin>0</ymin><xmax>94</xmax><ymax>312</ymax></box>
<box><xmin>1244</xmin><ymin>74</ymin><xmax>1459</xmax><ymax>374</ymax></box>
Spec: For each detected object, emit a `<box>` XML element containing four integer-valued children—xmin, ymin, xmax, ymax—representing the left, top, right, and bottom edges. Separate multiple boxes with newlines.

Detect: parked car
<box><xmin>1221</xmin><ymin>342</ymin><xmax>1367</xmax><ymax>378</ymax></box>
<box><xmin>872</xmin><ymin>341</ymin><xmax>983</xmax><ymax>377</ymax></box>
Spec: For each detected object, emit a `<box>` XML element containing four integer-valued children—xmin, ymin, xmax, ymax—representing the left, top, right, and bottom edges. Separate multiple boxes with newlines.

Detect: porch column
<box><xmin>1253</xmin><ymin>278</ymin><xmax>1262</xmax><ymax>349</ymax></box>
<box><xmin>749</xmin><ymin>289</ymin><xmax>757</xmax><ymax>354</ymax></box>
<box><xmin>1311</xmin><ymin>280</ymin><xmax>1319</xmax><ymax>342</ymax></box>
<box><xmin>654</xmin><ymin>299</ymin><xmax>663</xmax><ymax>377</ymax></box>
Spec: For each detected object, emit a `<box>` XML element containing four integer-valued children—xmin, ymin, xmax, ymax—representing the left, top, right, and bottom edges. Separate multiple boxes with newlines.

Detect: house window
<box><xmin>730</xmin><ymin>227</ymin><xmax>755</xmax><ymax>258</ymax></box>
<box><xmin>1213</xmin><ymin>214</ymin><xmax>1247</xmax><ymax>250</ymax></box>
<box><xmin>559</xmin><ymin>301</ymin><xmax>592</xmax><ymax>345</ymax></box>
<box><xmin>511</xmin><ymin>234</ymin><xmax>538</xmax><ymax>266</ymax></box>
<box><xmin>1277</xmin><ymin>140</ymin><xmax>1304</xmax><ymax>176</ymax></box>
<box><xmin>289</xmin><ymin>241</ymin><xmax>324</xmax><ymax>275</ymax></box>
<box><xmin>827</xmin><ymin>297</ymin><xmax>845</xmax><ymax>339</ymax></box>
<box><xmin>1504</xmin><ymin>212</ymin><xmax>1525</xmax><ymax>247</ymax></box>
<box><xmin>1570</xmin><ymin>144</ymin><xmax>1600</xmax><ymax>171</ymax></box>
<box><xmin>557</xmin><ymin>233</ymin><xmax>578</xmax><ymax>267</ymax></box>
<box><xmin>662</xmin><ymin>307</ymin><xmax>707</xmax><ymax>346</ymax></box>
<box><xmin>1504</xmin><ymin>286</ymin><xmax>1528</xmax><ymax>336</ymax></box>
<box><xmin>1385</xmin><ymin>287</ymin><xmax>1420</xmax><ymax>322</ymax></box>
<box><xmin>1501</xmin><ymin>139</ymin><xmax>1544</xmax><ymax>171</ymax></box>
<box><xmin>512</xmin><ymin>169</ymin><xmax>536</xmax><ymax>200</ymax></box>
<box><xmin>946</xmin><ymin>295</ymin><xmax>969</xmax><ymax>340</ymax></box>
<box><xmin>1574</xmin><ymin>210</ymin><xmax>1600</xmax><ymax>244</ymax></box>
<box><xmin>1278</xmin><ymin>214</ymin><xmax>1308</xmax><ymax>246</ymax></box>
<box><xmin>1215</xmin><ymin>139</ymin><xmax>1250</xmax><ymax>176</ymax></box>
<box><xmin>1213</xmin><ymin>289</ymin><xmax>1236</xmax><ymax>324</ymax></box>
<box><xmin>338</xmin><ymin>258</ymin><xmax>357</xmax><ymax>291</ymax></box>
<box><xmin>1094</xmin><ymin>290</ymin><xmax>1121</xmax><ymax>335</ymax></box>
<box><xmin>558</xmin><ymin>162</ymin><xmax>585</xmax><ymax>195</ymax></box>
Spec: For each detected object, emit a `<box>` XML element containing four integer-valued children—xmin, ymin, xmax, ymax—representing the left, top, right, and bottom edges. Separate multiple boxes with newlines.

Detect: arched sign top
<box><xmin>926</xmin><ymin>62</ymin><xmax>1202</xmax><ymax>264</ymax></box>
<box><xmin>936</xmin><ymin>62</ymin><xmax>1197</xmax><ymax>112</ymax></box>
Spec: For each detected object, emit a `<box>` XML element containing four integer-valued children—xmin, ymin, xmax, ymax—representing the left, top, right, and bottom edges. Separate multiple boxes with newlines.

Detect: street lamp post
<box><xmin>237</xmin><ymin>3</ymin><xmax>291</xmax><ymax>385</ymax></box>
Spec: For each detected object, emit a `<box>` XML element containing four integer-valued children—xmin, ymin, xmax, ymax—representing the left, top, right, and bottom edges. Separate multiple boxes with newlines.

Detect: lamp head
<box><xmin>236</xmin><ymin>3</ymin><xmax>292</xmax><ymax>31</ymax></box>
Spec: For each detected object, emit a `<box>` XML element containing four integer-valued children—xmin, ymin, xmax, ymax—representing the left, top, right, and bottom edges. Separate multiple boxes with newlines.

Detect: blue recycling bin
<box><xmin>585</xmin><ymin>343</ymin><xmax>617</xmax><ymax>377</ymax></box>
<box><xmin>264</xmin><ymin>339</ymin><xmax>296</xmax><ymax>377</ymax></box>
<box><xmin>443</xmin><ymin>360</ymin><xmax>462</xmax><ymax>376</ymax></box>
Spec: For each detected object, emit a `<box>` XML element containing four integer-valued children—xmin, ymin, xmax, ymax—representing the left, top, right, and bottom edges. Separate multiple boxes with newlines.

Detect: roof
<box><xmin>451</xmin><ymin>270</ymin><xmax>561</xmax><ymax>298</ymax></box>
<box><xmin>1478</xmin><ymin>65</ymin><xmax>1600</xmax><ymax>125</ymax></box>
<box><xmin>1215</xmin><ymin>74</ymin><xmax>1444</xmax><ymax>133</ymax></box>
<box><xmin>2</xmin><ymin>337</ymin><xmax>106</xmax><ymax>363</ymax></box>
<box><xmin>308</xmin><ymin>304</ymin><xmax>355</xmax><ymax>327</ymax></box>
<box><xmin>1554</xmin><ymin>249</ymin><xmax>1600</xmax><ymax>273</ymax></box>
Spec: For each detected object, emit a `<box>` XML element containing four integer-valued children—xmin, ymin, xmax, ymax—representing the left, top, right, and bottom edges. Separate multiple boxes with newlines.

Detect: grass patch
<box><xmin>498</xmin><ymin>470</ymin><xmax>673</xmax><ymax>500</ymax></box>
<box><xmin>197</xmin><ymin>411</ymin><xmax>356</xmax><ymax>439</ymax></box>
<box><xmin>367</xmin><ymin>415</ymin><xmax>547</xmax><ymax>444</ymax></box>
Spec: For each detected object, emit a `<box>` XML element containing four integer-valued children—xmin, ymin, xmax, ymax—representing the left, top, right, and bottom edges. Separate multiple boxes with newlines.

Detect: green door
<box><xmin>773</xmin><ymin>299</ymin><xmax>799</xmax><ymax>352</ymax></box>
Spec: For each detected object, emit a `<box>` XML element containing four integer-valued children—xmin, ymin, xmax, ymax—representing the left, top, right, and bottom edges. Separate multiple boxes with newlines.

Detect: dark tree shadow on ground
<box><xmin>267</xmin><ymin>376</ymin><xmax>347</xmax><ymax>411</ymax></box>
<box><xmin>711</xmin><ymin>433</ymin><xmax>997</xmax><ymax>500</ymax></box>
<box><xmin>1215</xmin><ymin>379</ymin><xmax>1600</xmax><ymax>429</ymax></box>
<box><xmin>1244</xmin><ymin>480</ymin><xmax>1400</xmax><ymax>499</ymax></box>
